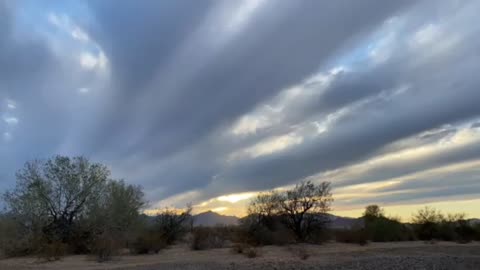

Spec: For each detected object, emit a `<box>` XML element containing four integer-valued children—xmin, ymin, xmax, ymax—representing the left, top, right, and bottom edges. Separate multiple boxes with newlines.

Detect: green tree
<box><xmin>3</xmin><ymin>156</ymin><xmax>109</xmax><ymax>243</ymax></box>
<box><xmin>2</xmin><ymin>156</ymin><xmax>146</xmax><ymax>259</ymax></box>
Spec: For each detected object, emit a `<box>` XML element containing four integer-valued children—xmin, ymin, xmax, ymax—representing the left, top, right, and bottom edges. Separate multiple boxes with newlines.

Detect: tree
<box><xmin>412</xmin><ymin>206</ymin><xmax>444</xmax><ymax>225</ymax></box>
<box><xmin>3</xmin><ymin>156</ymin><xmax>109</xmax><ymax>243</ymax></box>
<box><xmin>247</xmin><ymin>180</ymin><xmax>333</xmax><ymax>242</ymax></box>
<box><xmin>86</xmin><ymin>180</ymin><xmax>145</xmax><ymax>234</ymax></box>
<box><xmin>363</xmin><ymin>205</ymin><xmax>384</xmax><ymax>220</ymax></box>
<box><xmin>247</xmin><ymin>191</ymin><xmax>281</xmax><ymax>231</ymax></box>
<box><xmin>154</xmin><ymin>205</ymin><xmax>193</xmax><ymax>245</ymax></box>
<box><xmin>278</xmin><ymin>181</ymin><xmax>333</xmax><ymax>241</ymax></box>
<box><xmin>412</xmin><ymin>206</ymin><xmax>444</xmax><ymax>240</ymax></box>
<box><xmin>85</xmin><ymin>180</ymin><xmax>145</xmax><ymax>258</ymax></box>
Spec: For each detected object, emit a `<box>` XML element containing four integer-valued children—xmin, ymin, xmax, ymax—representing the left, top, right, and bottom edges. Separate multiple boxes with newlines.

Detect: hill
<box><xmin>193</xmin><ymin>211</ymin><xmax>239</xmax><ymax>226</ymax></box>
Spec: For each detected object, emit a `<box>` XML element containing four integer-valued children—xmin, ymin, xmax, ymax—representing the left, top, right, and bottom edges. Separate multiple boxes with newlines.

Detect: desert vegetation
<box><xmin>1</xmin><ymin>156</ymin><xmax>480</xmax><ymax>266</ymax></box>
<box><xmin>0</xmin><ymin>156</ymin><xmax>192</xmax><ymax>261</ymax></box>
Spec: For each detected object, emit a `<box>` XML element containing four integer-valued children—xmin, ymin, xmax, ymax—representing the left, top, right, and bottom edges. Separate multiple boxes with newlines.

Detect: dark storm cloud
<box><xmin>203</xmin><ymin>0</ymin><xmax>480</xmax><ymax>199</ymax></box>
<box><xmin>2</xmin><ymin>0</ymin><xmax>480</xmax><ymax>210</ymax></box>
<box><xmin>219</xmin><ymin>75</ymin><xmax>480</xmax><ymax>194</ymax></box>
<box><xmin>81</xmin><ymin>0</ymin><xmax>415</xmax><ymax>160</ymax></box>
<box><xmin>377</xmin><ymin>167</ymin><xmax>480</xmax><ymax>194</ymax></box>
<box><xmin>27</xmin><ymin>0</ymin><xmax>416</xmax><ymax>201</ymax></box>
<box><xmin>341</xmin><ymin>183</ymin><xmax>480</xmax><ymax>207</ymax></box>
<box><xmin>0</xmin><ymin>1</ymin><xmax>62</xmax><ymax>190</ymax></box>
<box><xmin>0</xmin><ymin>1</ymin><xmax>106</xmax><ymax>190</ymax></box>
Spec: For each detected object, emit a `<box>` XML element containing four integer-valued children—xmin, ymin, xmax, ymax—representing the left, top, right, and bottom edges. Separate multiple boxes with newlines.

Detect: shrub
<box><xmin>130</xmin><ymin>231</ymin><xmax>167</xmax><ymax>254</ymax></box>
<box><xmin>1</xmin><ymin>237</ymin><xmax>34</xmax><ymax>258</ymax></box>
<box><xmin>454</xmin><ymin>220</ymin><xmax>476</xmax><ymax>243</ymax></box>
<box><xmin>37</xmin><ymin>241</ymin><xmax>68</xmax><ymax>262</ymax></box>
<box><xmin>411</xmin><ymin>208</ymin><xmax>478</xmax><ymax>242</ymax></box>
<box><xmin>239</xmin><ymin>217</ymin><xmax>296</xmax><ymax>246</ymax></box>
<box><xmin>191</xmin><ymin>227</ymin><xmax>226</xmax><ymax>250</ymax></box>
<box><xmin>412</xmin><ymin>207</ymin><xmax>443</xmax><ymax>241</ymax></box>
<box><xmin>335</xmin><ymin>229</ymin><xmax>368</xmax><ymax>246</ymax></box>
<box><xmin>90</xmin><ymin>233</ymin><xmax>121</xmax><ymax>262</ymax></box>
<box><xmin>0</xmin><ymin>214</ymin><xmax>40</xmax><ymax>257</ymax></box>
<box><xmin>154</xmin><ymin>206</ymin><xmax>193</xmax><ymax>245</ymax></box>
<box><xmin>307</xmin><ymin>227</ymin><xmax>332</xmax><ymax>244</ymax></box>
<box><xmin>365</xmin><ymin>216</ymin><xmax>415</xmax><ymax>242</ymax></box>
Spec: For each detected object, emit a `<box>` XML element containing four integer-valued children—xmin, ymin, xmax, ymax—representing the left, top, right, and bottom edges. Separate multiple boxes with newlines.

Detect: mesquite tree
<box><xmin>248</xmin><ymin>181</ymin><xmax>333</xmax><ymax>241</ymax></box>
<box><xmin>4</xmin><ymin>156</ymin><xmax>110</xmax><ymax>242</ymax></box>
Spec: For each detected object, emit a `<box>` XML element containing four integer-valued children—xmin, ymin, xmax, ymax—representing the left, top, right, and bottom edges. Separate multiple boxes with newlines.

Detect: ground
<box><xmin>1</xmin><ymin>242</ymin><xmax>479</xmax><ymax>270</ymax></box>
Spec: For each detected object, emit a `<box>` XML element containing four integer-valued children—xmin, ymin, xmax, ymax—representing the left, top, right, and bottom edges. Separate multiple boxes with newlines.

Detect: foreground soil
<box><xmin>1</xmin><ymin>241</ymin><xmax>479</xmax><ymax>270</ymax></box>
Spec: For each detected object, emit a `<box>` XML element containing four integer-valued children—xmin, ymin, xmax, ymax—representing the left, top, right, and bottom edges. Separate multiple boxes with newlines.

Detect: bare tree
<box><xmin>154</xmin><ymin>205</ymin><xmax>193</xmax><ymax>244</ymax></box>
<box><xmin>412</xmin><ymin>206</ymin><xmax>444</xmax><ymax>225</ymax></box>
<box><xmin>412</xmin><ymin>206</ymin><xmax>444</xmax><ymax>240</ymax></box>
<box><xmin>278</xmin><ymin>181</ymin><xmax>333</xmax><ymax>241</ymax></box>
<box><xmin>247</xmin><ymin>191</ymin><xmax>281</xmax><ymax>231</ymax></box>
<box><xmin>247</xmin><ymin>181</ymin><xmax>333</xmax><ymax>242</ymax></box>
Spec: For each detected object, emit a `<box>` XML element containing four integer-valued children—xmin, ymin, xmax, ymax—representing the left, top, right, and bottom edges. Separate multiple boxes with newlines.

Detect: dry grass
<box><xmin>0</xmin><ymin>241</ymin><xmax>479</xmax><ymax>270</ymax></box>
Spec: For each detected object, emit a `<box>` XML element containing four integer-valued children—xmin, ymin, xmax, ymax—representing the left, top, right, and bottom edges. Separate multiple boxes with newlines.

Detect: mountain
<box><xmin>193</xmin><ymin>211</ymin><xmax>240</xmax><ymax>226</ymax></box>
<box><xmin>326</xmin><ymin>214</ymin><xmax>363</xmax><ymax>229</ymax></box>
<box><xmin>209</xmin><ymin>212</ymin><xmax>361</xmax><ymax>229</ymax></box>
<box><xmin>468</xmin><ymin>218</ymin><xmax>480</xmax><ymax>226</ymax></box>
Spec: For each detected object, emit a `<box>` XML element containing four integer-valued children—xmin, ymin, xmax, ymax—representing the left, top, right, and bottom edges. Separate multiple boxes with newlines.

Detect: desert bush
<box><xmin>335</xmin><ymin>229</ymin><xmax>368</xmax><ymax>245</ymax></box>
<box><xmin>239</xmin><ymin>218</ymin><xmax>296</xmax><ymax>246</ymax></box>
<box><xmin>307</xmin><ymin>227</ymin><xmax>332</xmax><ymax>244</ymax></box>
<box><xmin>454</xmin><ymin>220</ymin><xmax>476</xmax><ymax>243</ymax></box>
<box><xmin>154</xmin><ymin>206</ymin><xmax>192</xmax><ymax>245</ymax></box>
<box><xmin>412</xmin><ymin>207</ymin><xmax>444</xmax><ymax>241</ymax></box>
<box><xmin>367</xmin><ymin>217</ymin><xmax>415</xmax><ymax>242</ymax></box>
<box><xmin>1</xmin><ymin>236</ymin><xmax>34</xmax><ymax>258</ymax></box>
<box><xmin>191</xmin><ymin>227</ymin><xmax>226</xmax><ymax>250</ymax></box>
<box><xmin>473</xmin><ymin>223</ymin><xmax>480</xmax><ymax>241</ymax></box>
<box><xmin>90</xmin><ymin>232</ymin><xmax>122</xmax><ymax>262</ymax></box>
<box><xmin>363</xmin><ymin>205</ymin><xmax>415</xmax><ymax>242</ymax></box>
<box><xmin>130</xmin><ymin>231</ymin><xmax>167</xmax><ymax>254</ymax></box>
<box><xmin>37</xmin><ymin>241</ymin><xmax>68</xmax><ymax>262</ymax></box>
<box><xmin>411</xmin><ymin>207</ymin><xmax>477</xmax><ymax>242</ymax></box>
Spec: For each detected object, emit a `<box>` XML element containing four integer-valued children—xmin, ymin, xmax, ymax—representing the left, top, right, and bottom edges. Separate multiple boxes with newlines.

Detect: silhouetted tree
<box><xmin>247</xmin><ymin>181</ymin><xmax>333</xmax><ymax>242</ymax></box>
<box><xmin>412</xmin><ymin>206</ymin><xmax>444</xmax><ymax>240</ymax></box>
<box><xmin>154</xmin><ymin>205</ymin><xmax>193</xmax><ymax>245</ymax></box>
<box><xmin>278</xmin><ymin>181</ymin><xmax>333</xmax><ymax>241</ymax></box>
<box><xmin>363</xmin><ymin>205</ymin><xmax>384</xmax><ymax>221</ymax></box>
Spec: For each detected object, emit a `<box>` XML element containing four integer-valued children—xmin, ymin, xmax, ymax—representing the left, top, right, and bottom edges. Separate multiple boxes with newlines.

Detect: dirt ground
<box><xmin>1</xmin><ymin>241</ymin><xmax>479</xmax><ymax>270</ymax></box>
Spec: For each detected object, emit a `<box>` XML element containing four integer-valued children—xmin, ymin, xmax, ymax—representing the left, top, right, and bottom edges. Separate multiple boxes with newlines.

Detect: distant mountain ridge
<box><xmin>193</xmin><ymin>211</ymin><xmax>240</xmax><ymax>226</ymax></box>
<box><xmin>192</xmin><ymin>211</ymin><xmax>362</xmax><ymax>228</ymax></box>
<box><xmin>149</xmin><ymin>211</ymin><xmax>479</xmax><ymax>228</ymax></box>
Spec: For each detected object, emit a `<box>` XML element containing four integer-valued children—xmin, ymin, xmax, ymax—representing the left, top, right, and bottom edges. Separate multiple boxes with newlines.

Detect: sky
<box><xmin>1</xmin><ymin>0</ymin><xmax>480</xmax><ymax>220</ymax></box>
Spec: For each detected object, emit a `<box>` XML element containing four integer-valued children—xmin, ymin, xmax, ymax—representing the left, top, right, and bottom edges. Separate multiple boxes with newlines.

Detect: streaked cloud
<box><xmin>1</xmin><ymin>0</ymin><xmax>480</xmax><ymax>218</ymax></box>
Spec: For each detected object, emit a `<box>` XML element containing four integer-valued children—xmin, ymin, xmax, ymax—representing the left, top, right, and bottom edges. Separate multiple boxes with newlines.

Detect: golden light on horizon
<box><xmin>217</xmin><ymin>192</ymin><xmax>257</xmax><ymax>203</ymax></box>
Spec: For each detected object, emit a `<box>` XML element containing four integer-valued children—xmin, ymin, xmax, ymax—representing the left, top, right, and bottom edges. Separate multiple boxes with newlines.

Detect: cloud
<box><xmin>2</xmin><ymin>116</ymin><xmax>18</xmax><ymax>125</ymax></box>
<box><xmin>2</xmin><ymin>0</ymin><xmax>480</xmax><ymax>217</ymax></box>
<box><xmin>48</xmin><ymin>12</ymin><xmax>90</xmax><ymax>42</ymax></box>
